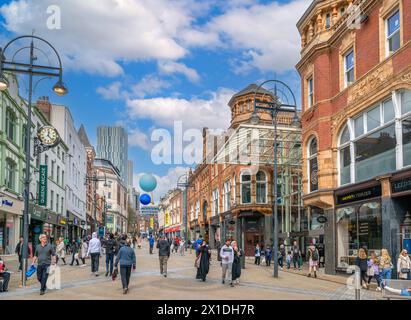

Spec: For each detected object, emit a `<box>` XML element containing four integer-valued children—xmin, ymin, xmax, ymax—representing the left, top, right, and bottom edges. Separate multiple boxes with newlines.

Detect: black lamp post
<box><xmin>252</xmin><ymin>80</ymin><xmax>300</xmax><ymax>278</ymax></box>
<box><xmin>0</xmin><ymin>35</ymin><xmax>67</xmax><ymax>287</ymax></box>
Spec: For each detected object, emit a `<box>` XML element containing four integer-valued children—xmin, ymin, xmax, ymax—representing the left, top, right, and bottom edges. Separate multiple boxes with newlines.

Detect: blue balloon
<box><xmin>139</xmin><ymin>174</ymin><xmax>157</xmax><ymax>192</ymax></box>
<box><xmin>140</xmin><ymin>193</ymin><xmax>151</xmax><ymax>205</ymax></box>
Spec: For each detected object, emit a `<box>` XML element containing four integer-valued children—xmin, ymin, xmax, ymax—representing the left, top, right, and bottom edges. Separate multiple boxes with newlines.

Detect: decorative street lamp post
<box><xmin>0</xmin><ymin>35</ymin><xmax>67</xmax><ymax>287</ymax></box>
<box><xmin>177</xmin><ymin>174</ymin><xmax>192</xmax><ymax>241</ymax></box>
<box><xmin>252</xmin><ymin>80</ymin><xmax>300</xmax><ymax>278</ymax></box>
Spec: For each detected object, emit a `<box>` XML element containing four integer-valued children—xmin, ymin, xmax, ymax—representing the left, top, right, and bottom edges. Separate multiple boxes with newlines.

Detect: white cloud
<box><xmin>128</xmin><ymin>128</ymin><xmax>151</xmax><ymax>151</ymax></box>
<box><xmin>96</xmin><ymin>81</ymin><xmax>124</xmax><ymax>100</ymax></box>
<box><xmin>206</xmin><ymin>0</ymin><xmax>308</xmax><ymax>73</ymax></box>
<box><xmin>134</xmin><ymin>166</ymin><xmax>189</xmax><ymax>203</ymax></box>
<box><xmin>158</xmin><ymin>61</ymin><xmax>200</xmax><ymax>83</ymax></box>
<box><xmin>126</xmin><ymin>88</ymin><xmax>234</xmax><ymax>130</ymax></box>
<box><xmin>0</xmin><ymin>0</ymin><xmax>196</xmax><ymax>76</ymax></box>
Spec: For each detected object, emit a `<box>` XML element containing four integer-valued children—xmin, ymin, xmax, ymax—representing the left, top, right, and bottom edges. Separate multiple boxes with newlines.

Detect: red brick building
<box><xmin>297</xmin><ymin>0</ymin><xmax>411</xmax><ymax>274</ymax></box>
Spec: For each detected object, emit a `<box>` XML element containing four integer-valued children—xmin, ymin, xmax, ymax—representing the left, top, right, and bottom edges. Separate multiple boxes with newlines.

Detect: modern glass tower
<box><xmin>97</xmin><ymin>126</ymin><xmax>129</xmax><ymax>186</ymax></box>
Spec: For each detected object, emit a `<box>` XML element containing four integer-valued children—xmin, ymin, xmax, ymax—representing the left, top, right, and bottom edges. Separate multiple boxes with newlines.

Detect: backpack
<box><xmin>311</xmin><ymin>249</ymin><xmax>319</xmax><ymax>261</ymax></box>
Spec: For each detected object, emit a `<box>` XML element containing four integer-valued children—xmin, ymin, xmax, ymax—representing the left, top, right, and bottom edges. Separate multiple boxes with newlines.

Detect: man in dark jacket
<box><xmin>105</xmin><ymin>233</ymin><xmax>117</xmax><ymax>277</ymax></box>
<box><xmin>156</xmin><ymin>234</ymin><xmax>170</xmax><ymax>277</ymax></box>
<box><xmin>15</xmin><ymin>236</ymin><xmax>31</xmax><ymax>271</ymax></box>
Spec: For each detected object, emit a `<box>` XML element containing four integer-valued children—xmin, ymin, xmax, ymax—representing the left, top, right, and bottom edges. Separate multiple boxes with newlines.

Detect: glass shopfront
<box><xmin>0</xmin><ymin>213</ymin><xmax>15</xmax><ymax>255</ymax></box>
<box><xmin>336</xmin><ymin>201</ymin><xmax>382</xmax><ymax>269</ymax></box>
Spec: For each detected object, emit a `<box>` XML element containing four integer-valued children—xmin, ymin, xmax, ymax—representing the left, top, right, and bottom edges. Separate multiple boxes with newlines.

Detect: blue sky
<box><xmin>0</xmin><ymin>0</ymin><xmax>309</xmax><ymax>200</ymax></box>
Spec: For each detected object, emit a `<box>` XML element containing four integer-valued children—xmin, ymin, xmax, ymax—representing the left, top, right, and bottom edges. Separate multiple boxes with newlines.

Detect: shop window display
<box><xmin>337</xmin><ymin>202</ymin><xmax>382</xmax><ymax>269</ymax></box>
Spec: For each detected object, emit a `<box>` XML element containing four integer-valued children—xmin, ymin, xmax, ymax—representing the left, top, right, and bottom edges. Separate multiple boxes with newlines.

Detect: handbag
<box><xmin>400</xmin><ymin>268</ymin><xmax>410</xmax><ymax>274</ymax></box>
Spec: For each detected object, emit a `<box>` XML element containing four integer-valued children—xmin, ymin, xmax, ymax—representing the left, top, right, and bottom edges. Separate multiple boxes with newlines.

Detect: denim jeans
<box><xmin>106</xmin><ymin>253</ymin><xmax>114</xmax><ymax>274</ymax></box>
<box><xmin>36</xmin><ymin>264</ymin><xmax>50</xmax><ymax>292</ymax></box>
<box><xmin>380</xmin><ymin>268</ymin><xmax>392</xmax><ymax>287</ymax></box>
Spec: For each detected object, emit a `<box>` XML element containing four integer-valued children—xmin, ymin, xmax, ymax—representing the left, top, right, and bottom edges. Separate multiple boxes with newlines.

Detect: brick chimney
<box><xmin>36</xmin><ymin>96</ymin><xmax>51</xmax><ymax>121</ymax></box>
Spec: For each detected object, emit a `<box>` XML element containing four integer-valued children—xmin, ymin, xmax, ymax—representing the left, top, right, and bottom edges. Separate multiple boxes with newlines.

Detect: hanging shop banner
<box><xmin>165</xmin><ymin>212</ymin><xmax>169</xmax><ymax>227</ymax></box>
<box><xmin>150</xmin><ymin>217</ymin><xmax>154</xmax><ymax>229</ymax></box>
<box><xmin>38</xmin><ymin>165</ymin><xmax>48</xmax><ymax>206</ymax></box>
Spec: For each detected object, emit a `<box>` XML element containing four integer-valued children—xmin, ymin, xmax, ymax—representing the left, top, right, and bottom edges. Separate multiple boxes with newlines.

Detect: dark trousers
<box><xmin>70</xmin><ymin>253</ymin><xmax>79</xmax><ymax>266</ymax></box>
<box><xmin>37</xmin><ymin>264</ymin><xmax>50</xmax><ymax>292</ymax></box>
<box><xmin>18</xmin><ymin>255</ymin><xmax>22</xmax><ymax>271</ymax></box>
<box><xmin>120</xmin><ymin>266</ymin><xmax>132</xmax><ymax>289</ymax></box>
<box><xmin>56</xmin><ymin>256</ymin><xmax>66</xmax><ymax>265</ymax></box>
<box><xmin>293</xmin><ymin>256</ymin><xmax>301</xmax><ymax>269</ymax></box>
<box><xmin>368</xmin><ymin>274</ymin><xmax>381</xmax><ymax>286</ymax></box>
<box><xmin>254</xmin><ymin>256</ymin><xmax>261</xmax><ymax>265</ymax></box>
<box><xmin>106</xmin><ymin>253</ymin><xmax>114</xmax><ymax>274</ymax></box>
<box><xmin>90</xmin><ymin>253</ymin><xmax>100</xmax><ymax>273</ymax></box>
<box><xmin>0</xmin><ymin>272</ymin><xmax>10</xmax><ymax>291</ymax></box>
<box><xmin>149</xmin><ymin>245</ymin><xmax>153</xmax><ymax>254</ymax></box>
<box><xmin>360</xmin><ymin>270</ymin><xmax>368</xmax><ymax>285</ymax></box>
<box><xmin>278</xmin><ymin>256</ymin><xmax>283</xmax><ymax>268</ymax></box>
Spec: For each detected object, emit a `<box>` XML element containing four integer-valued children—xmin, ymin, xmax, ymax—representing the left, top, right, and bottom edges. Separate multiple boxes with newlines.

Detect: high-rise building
<box><xmin>97</xmin><ymin>126</ymin><xmax>128</xmax><ymax>186</ymax></box>
<box><xmin>128</xmin><ymin>160</ymin><xmax>134</xmax><ymax>189</ymax></box>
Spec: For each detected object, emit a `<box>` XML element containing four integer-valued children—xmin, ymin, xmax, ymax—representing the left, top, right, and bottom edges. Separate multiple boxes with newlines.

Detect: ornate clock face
<box><xmin>37</xmin><ymin>126</ymin><xmax>59</xmax><ymax>146</ymax></box>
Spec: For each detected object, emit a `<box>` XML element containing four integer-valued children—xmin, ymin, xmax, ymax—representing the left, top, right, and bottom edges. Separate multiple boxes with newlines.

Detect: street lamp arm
<box><xmin>1</xmin><ymin>35</ymin><xmax>64</xmax><ymax>80</ymax></box>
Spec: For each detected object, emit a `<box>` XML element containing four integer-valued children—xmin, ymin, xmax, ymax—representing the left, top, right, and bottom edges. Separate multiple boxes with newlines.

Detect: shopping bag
<box><xmin>25</xmin><ymin>265</ymin><xmax>36</xmax><ymax>278</ymax></box>
<box><xmin>112</xmin><ymin>268</ymin><xmax>118</xmax><ymax>281</ymax></box>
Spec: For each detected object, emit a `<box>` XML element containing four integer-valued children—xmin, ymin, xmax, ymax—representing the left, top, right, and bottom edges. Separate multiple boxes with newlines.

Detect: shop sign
<box><xmin>58</xmin><ymin>217</ymin><xmax>67</xmax><ymax>225</ymax></box>
<box><xmin>74</xmin><ymin>218</ymin><xmax>79</xmax><ymax>225</ymax></box>
<box><xmin>391</xmin><ymin>177</ymin><xmax>411</xmax><ymax>194</ymax></box>
<box><xmin>317</xmin><ymin>215</ymin><xmax>327</xmax><ymax>224</ymax></box>
<box><xmin>165</xmin><ymin>212</ymin><xmax>169</xmax><ymax>227</ymax></box>
<box><xmin>38</xmin><ymin>165</ymin><xmax>48</xmax><ymax>206</ymax></box>
<box><xmin>150</xmin><ymin>217</ymin><xmax>154</xmax><ymax>229</ymax></box>
<box><xmin>336</xmin><ymin>185</ymin><xmax>381</xmax><ymax>205</ymax></box>
<box><xmin>0</xmin><ymin>199</ymin><xmax>13</xmax><ymax>207</ymax></box>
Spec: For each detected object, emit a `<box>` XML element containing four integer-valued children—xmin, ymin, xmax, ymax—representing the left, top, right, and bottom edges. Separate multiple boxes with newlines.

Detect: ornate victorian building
<box><xmin>186</xmin><ymin>84</ymin><xmax>302</xmax><ymax>256</ymax></box>
<box><xmin>297</xmin><ymin>0</ymin><xmax>411</xmax><ymax>274</ymax></box>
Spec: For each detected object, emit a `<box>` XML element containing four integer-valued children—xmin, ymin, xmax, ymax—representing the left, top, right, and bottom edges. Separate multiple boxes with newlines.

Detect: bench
<box><xmin>382</xmin><ymin>280</ymin><xmax>411</xmax><ymax>300</ymax></box>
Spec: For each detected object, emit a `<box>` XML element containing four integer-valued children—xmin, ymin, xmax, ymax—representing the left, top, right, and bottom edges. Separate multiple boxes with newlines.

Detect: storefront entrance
<box><xmin>245</xmin><ymin>232</ymin><xmax>264</xmax><ymax>256</ymax></box>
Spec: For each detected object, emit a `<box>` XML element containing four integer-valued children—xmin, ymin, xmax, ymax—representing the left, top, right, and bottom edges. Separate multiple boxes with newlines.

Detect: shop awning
<box><xmin>165</xmin><ymin>225</ymin><xmax>180</xmax><ymax>233</ymax></box>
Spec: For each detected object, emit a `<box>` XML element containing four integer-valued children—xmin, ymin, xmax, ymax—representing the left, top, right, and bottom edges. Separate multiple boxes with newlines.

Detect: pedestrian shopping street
<box><xmin>0</xmin><ymin>241</ymin><xmax>380</xmax><ymax>300</ymax></box>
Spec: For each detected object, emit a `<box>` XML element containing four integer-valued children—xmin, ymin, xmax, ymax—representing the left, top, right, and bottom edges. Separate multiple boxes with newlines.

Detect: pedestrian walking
<box><xmin>0</xmin><ymin>256</ymin><xmax>11</xmax><ymax>292</ymax></box>
<box><xmin>397</xmin><ymin>249</ymin><xmax>411</xmax><ymax>280</ymax></box>
<box><xmin>279</xmin><ymin>244</ymin><xmax>285</xmax><ymax>270</ymax></box>
<box><xmin>132</xmin><ymin>236</ymin><xmax>137</xmax><ymax>249</ymax></box>
<box><xmin>254</xmin><ymin>243</ymin><xmax>261</xmax><ymax>266</ymax></box>
<box><xmin>379</xmin><ymin>248</ymin><xmax>393</xmax><ymax>288</ymax></box>
<box><xmin>149</xmin><ymin>234</ymin><xmax>155</xmax><ymax>254</ymax></box>
<box><xmin>355</xmin><ymin>248</ymin><xmax>368</xmax><ymax>288</ymax></box>
<box><xmin>317</xmin><ymin>242</ymin><xmax>325</xmax><ymax>268</ymax></box>
<box><xmin>179</xmin><ymin>238</ymin><xmax>185</xmax><ymax>256</ymax></box>
<box><xmin>265</xmin><ymin>246</ymin><xmax>272</xmax><ymax>267</ymax></box>
<box><xmin>79</xmin><ymin>238</ymin><xmax>88</xmax><ymax>267</ymax></box>
<box><xmin>114</xmin><ymin>238</ymin><xmax>136</xmax><ymax>294</ymax></box>
<box><xmin>187</xmin><ymin>240</ymin><xmax>193</xmax><ymax>255</ymax></box>
<box><xmin>195</xmin><ymin>240</ymin><xmax>211</xmax><ymax>282</ymax></box>
<box><xmin>292</xmin><ymin>240</ymin><xmax>302</xmax><ymax>270</ymax></box>
<box><xmin>15</xmin><ymin>236</ymin><xmax>31</xmax><ymax>272</ymax></box>
<box><xmin>195</xmin><ymin>236</ymin><xmax>203</xmax><ymax>253</ymax></box>
<box><xmin>105</xmin><ymin>233</ymin><xmax>117</xmax><ymax>277</ymax></box>
<box><xmin>231</xmin><ymin>241</ymin><xmax>242</xmax><ymax>285</ymax></box>
<box><xmin>157</xmin><ymin>234</ymin><xmax>171</xmax><ymax>277</ymax></box>
<box><xmin>367</xmin><ymin>252</ymin><xmax>381</xmax><ymax>291</ymax></box>
<box><xmin>220</xmin><ymin>239</ymin><xmax>234</xmax><ymax>287</ymax></box>
<box><xmin>87</xmin><ymin>232</ymin><xmax>102</xmax><ymax>276</ymax></box>
<box><xmin>69</xmin><ymin>239</ymin><xmax>80</xmax><ymax>266</ymax></box>
<box><xmin>31</xmin><ymin>234</ymin><xmax>56</xmax><ymax>295</ymax></box>
<box><xmin>55</xmin><ymin>237</ymin><xmax>66</xmax><ymax>265</ymax></box>
<box><xmin>286</xmin><ymin>251</ymin><xmax>292</xmax><ymax>269</ymax></box>
<box><xmin>307</xmin><ymin>242</ymin><xmax>319</xmax><ymax>278</ymax></box>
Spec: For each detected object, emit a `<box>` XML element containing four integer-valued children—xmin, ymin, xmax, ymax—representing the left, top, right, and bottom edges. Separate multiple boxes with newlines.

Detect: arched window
<box><xmin>307</xmin><ymin>137</ymin><xmax>318</xmax><ymax>192</ymax></box>
<box><xmin>256</xmin><ymin>171</ymin><xmax>267</xmax><ymax>203</ymax></box>
<box><xmin>240</xmin><ymin>171</ymin><xmax>251</xmax><ymax>204</ymax></box>
<box><xmin>6</xmin><ymin>108</ymin><xmax>17</xmax><ymax>142</ymax></box>
<box><xmin>339</xmin><ymin>125</ymin><xmax>351</xmax><ymax>185</ymax></box>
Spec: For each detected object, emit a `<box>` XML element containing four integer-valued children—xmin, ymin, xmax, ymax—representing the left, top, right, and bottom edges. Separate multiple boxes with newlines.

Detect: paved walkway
<box><xmin>0</xmin><ymin>243</ymin><xmax>381</xmax><ymax>300</ymax></box>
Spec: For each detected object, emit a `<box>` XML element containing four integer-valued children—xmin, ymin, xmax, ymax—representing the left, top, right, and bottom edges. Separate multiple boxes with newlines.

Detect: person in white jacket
<box><xmin>397</xmin><ymin>249</ymin><xmax>411</xmax><ymax>280</ymax></box>
<box><xmin>87</xmin><ymin>232</ymin><xmax>101</xmax><ymax>276</ymax></box>
<box><xmin>220</xmin><ymin>239</ymin><xmax>234</xmax><ymax>287</ymax></box>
